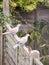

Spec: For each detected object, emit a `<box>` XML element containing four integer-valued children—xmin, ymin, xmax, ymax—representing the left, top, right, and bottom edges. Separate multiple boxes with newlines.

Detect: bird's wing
<box><xmin>11</xmin><ymin>27</ymin><xmax>18</xmax><ymax>33</ymax></box>
<box><xmin>14</xmin><ymin>35</ymin><xmax>26</xmax><ymax>44</ymax></box>
<box><xmin>19</xmin><ymin>36</ymin><xmax>28</xmax><ymax>44</ymax></box>
<box><xmin>14</xmin><ymin>34</ymin><xmax>28</xmax><ymax>45</ymax></box>
<box><xmin>20</xmin><ymin>37</ymin><xmax>26</xmax><ymax>44</ymax></box>
<box><xmin>10</xmin><ymin>24</ymin><xmax>20</xmax><ymax>33</ymax></box>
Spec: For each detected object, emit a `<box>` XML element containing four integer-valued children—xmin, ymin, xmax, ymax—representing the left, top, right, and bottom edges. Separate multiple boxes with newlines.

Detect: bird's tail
<box><xmin>3</xmin><ymin>31</ymin><xmax>11</xmax><ymax>35</ymax></box>
<box><xmin>5</xmin><ymin>22</ymin><xmax>12</xmax><ymax>30</ymax></box>
<box><xmin>14</xmin><ymin>34</ymin><xmax>20</xmax><ymax>41</ymax></box>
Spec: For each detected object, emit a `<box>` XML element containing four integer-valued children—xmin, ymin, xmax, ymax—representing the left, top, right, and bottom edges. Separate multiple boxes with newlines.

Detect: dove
<box><xmin>13</xmin><ymin>34</ymin><xmax>30</xmax><ymax>49</ymax></box>
<box><xmin>3</xmin><ymin>22</ymin><xmax>21</xmax><ymax>35</ymax></box>
<box><xmin>30</xmin><ymin>50</ymin><xmax>43</xmax><ymax>65</ymax></box>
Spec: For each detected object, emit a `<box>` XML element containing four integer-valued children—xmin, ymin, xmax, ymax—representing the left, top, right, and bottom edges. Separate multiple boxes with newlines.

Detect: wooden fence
<box><xmin>2</xmin><ymin>23</ymin><xmax>43</xmax><ymax>65</ymax></box>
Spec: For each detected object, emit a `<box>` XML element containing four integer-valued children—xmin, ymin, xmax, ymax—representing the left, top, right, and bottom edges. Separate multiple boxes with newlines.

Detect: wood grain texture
<box><xmin>4</xmin><ymin>34</ymin><xmax>17</xmax><ymax>65</ymax></box>
<box><xmin>4</xmin><ymin>34</ymin><xmax>33</xmax><ymax>65</ymax></box>
<box><xmin>3</xmin><ymin>33</ymin><xmax>44</xmax><ymax>65</ymax></box>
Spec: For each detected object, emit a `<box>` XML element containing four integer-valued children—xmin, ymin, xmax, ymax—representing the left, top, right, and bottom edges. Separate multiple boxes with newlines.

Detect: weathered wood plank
<box><xmin>4</xmin><ymin>59</ymin><xmax>10</xmax><ymax>65</ymax></box>
<box><xmin>18</xmin><ymin>46</ymin><xmax>30</xmax><ymax>65</ymax></box>
<box><xmin>4</xmin><ymin>47</ymin><xmax>17</xmax><ymax>65</ymax></box>
<box><xmin>6</xmin><ymin>34</ymin><xmax>16</xmax><ymax>46</ymax></box>
<box><xmin>0</xmin><ymin>26</ymin><xmax>3</xmax><ymax>65</ymax></box>
<box><xmin>6</xmin><ymin>41</ymin><xmax>16</xmax><ymax>55</ymax></box>
<box><xmin>6</xmin><ymin>53</ymin><xmax>16</xmax><ymax>65</ymax></box>
<box><xmin>5</xmin><ymin>35</ymin><xmax>17</xmax><ymax>65</ymax></box>
<box><xmin>5</xmin><ymin>42</ymin><xmax>17</xmax><ymax>64</ymax></box>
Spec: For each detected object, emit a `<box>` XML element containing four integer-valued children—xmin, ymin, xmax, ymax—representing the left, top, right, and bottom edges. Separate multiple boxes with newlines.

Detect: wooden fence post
<box><xmin>0</xmin><ymin>25</ymin><xmax>3</xmax><ymax>65</ymax></box>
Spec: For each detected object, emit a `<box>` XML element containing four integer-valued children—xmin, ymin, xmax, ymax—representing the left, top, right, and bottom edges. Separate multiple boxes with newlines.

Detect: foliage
<box><xmin>45</xmin><ymin>0</ymin><xmax>49</xmax><ymax>7</ymax></box>
<box><xmin>41</xmin><ymin>55</ymin><xmax>49</xmax><ymax>65</ymax></box>
<box><xmin>0</xmin><ymin>12</ymin><xmax>4</xmax><ymax>25</ymax></box>
<box><xmin>32</xmin><ymin>31</ymin><xmax>41</xmax><ymax>40</ymax></box>
<box><xmin>10</xmin><ymin>1</ymin><xmax>17</xmax><ymax>7</ymax></box>
<box><xmin>38</xmin><ymin>0</ymin><xmax>49</xmax><ymax>7</ymax></box>
<box><xmin>34</xmin><ymin>21</ymin><xmax>47</xmax><ymax>31</ymax></box>
<box><xmin>0</xmin><ymin>2</ymin><xmax>3</xmax><ymax>9</ymax></box>
<box><xmin>0</xmin><ymin>4</ymin><xmax>3</xmax><ymax>9</ymax></box>
<box><xmin>17</xmin><ymin>30</ymin><xmax>25</xmax><ymax>37</ymax></box>
<box><xmin>10</xmin><ymin>0</ymin><xmax>49</xmax><ymax>13</ymax></box>
<box><xmin>33</xmin><ymin>22</ymin><xmax>49</xmax><ymax>65</ymax></box>
<box><xmin>38</xmin><ymin>0</ymin><xmax>44</xmax><ymax>2</ymax></box>
<box><xmin>10</xmin><ymin>0</ymin><xmax>38</xmax><ymax>12</ymax></box>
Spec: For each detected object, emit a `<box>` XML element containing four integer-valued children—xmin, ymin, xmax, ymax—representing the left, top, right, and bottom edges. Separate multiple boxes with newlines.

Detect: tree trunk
<box><xmin>3</xmin><ymin>0</ymin><xmax>10</xmax><ymax>17</ymax></box>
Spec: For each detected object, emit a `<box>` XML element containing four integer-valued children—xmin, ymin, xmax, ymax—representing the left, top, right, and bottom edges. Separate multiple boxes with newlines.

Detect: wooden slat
<box><xmin>4</xmin><ymin>59</ymin><xmax>10</xmax><ymax>65</ymax></box>
<box><xmin>0</xmin><ymin>26</ymin><xmax>3</xmax><ymax>65</ymax></box>
<box><xmin>6</xmin><ymin>41</ymin><xmax>16</xmax><ymax>56</ymax></box>
<box><xmin>6</xmin><ymin>34</ymin><xmax>16</xmax><ymax>46</ymax></box>
<box><xmin>6</xmin><ymin>53</ymin><xmax>16</xmax><ymax>65</ymax></box>
<box><xmin>2</xmin><ymin>34</ymin><xmax>17</xmax><ymax>65</ymax></box>
<box><xmin>18</xmin><ymin>46</ymin><xmax>30</xmax><ymax>65</ymax></box>
<box><xmin>5</xmin><ymin>42</ymin><xmax>17</xmax><ymax>64</ymax></box>
<box><xmin>4</xmin><ymin>47</ymin><xmax>16</xmax><ymax>65</ymax></box>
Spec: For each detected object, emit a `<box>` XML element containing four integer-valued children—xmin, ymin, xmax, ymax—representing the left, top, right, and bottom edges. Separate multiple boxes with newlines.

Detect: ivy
<box><xmin>10</xmin><ymin>0</ymin><xmax>38</xmax><ymax>12</ymax></box>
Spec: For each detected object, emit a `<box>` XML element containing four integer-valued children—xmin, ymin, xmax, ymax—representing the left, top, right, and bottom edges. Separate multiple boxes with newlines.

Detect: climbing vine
<box><xmin>10</xmin><ymin>0</ymin><xmax>38</xmax><ymax>12</ymax></box>
<box><xmin>10</xmin><ymin>0</ymin><xmax>49</xmax><ymax>13</ymax></box>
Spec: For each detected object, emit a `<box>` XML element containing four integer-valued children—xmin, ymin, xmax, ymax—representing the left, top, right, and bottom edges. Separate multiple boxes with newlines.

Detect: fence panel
<box><xmin>4</xmin><ymin>34</ymin><xmax>34</xmax><ymax>65</ymax></box>
<box><xmin>4</xmin><ymin>34</ymin><xmax>17</xmax><ymax>65</ymax></box>
<box><xmin>3</xmin><ymin>23</ymin><xmax>43</xmax><ymax>65</ymax></box>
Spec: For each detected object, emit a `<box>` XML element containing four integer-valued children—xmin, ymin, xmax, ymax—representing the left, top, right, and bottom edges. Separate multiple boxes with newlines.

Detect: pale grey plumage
<box><xmin>13</xmin><ymin>34</ymin><xmax>30</xmax><ymax>49</ymax></box>
<box><xmin>3</xmin><ymin>22</ymin><xmax>21</xmax><ymax>35</ymax></box>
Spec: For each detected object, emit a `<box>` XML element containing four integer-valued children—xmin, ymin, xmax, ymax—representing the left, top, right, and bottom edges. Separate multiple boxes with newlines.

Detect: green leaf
<box><xmin>31</xmin><ymin>31</ymin><xmax>41</xmax><ymax>40</ymax></box>
<box><xmin>17</xmin><ymin>31</ymin><xmax>25</xmax><ymax>37</ymax></box>
<box><xmin>40</xmin><ymin>22</ymin><xmax>46</xmax><ymax>30</ymax></box>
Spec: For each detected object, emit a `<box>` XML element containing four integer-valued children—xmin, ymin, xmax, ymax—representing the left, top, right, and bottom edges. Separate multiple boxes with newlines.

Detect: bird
<box><xmin>3</xmin><ymin>22</ymin><xmax>21</xmax><ymax>35</ymax></box>
<box><xmin>13</xmin><ymin>34</ymin><xmax>30</xmax><ymax>49</ymax></box>
<box><xmin>30</xmin><ymin>50</ymin><xmax>43</xmax><ymax>65</ymax></box>
<box><xmin>31</xmin><ymin>50</ymin><xmax>40</xmax><ymax>55</ymax></box>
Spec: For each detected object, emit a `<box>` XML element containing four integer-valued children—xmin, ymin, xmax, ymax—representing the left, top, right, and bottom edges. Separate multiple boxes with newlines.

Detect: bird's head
<box><xmin>26</xmin><ymin>34</ymin><xmax>30</xmax><ymax>37</ymax></box>
<box><xmin>17</xmin><ymin>24</ymin><xmax>21</xmax><ymax>27</ymax></box>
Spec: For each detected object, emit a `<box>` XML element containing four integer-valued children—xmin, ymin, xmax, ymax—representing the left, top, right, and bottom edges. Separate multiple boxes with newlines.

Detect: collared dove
<box><xmin>13</xmin><ymin>34</ymin><xmax>30</xmax><ymax>49</ymax></box>
<box><xmin>3</xmin><ymin>22</ymin><xmax>21</xmax><ymax>35</ymax></box>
